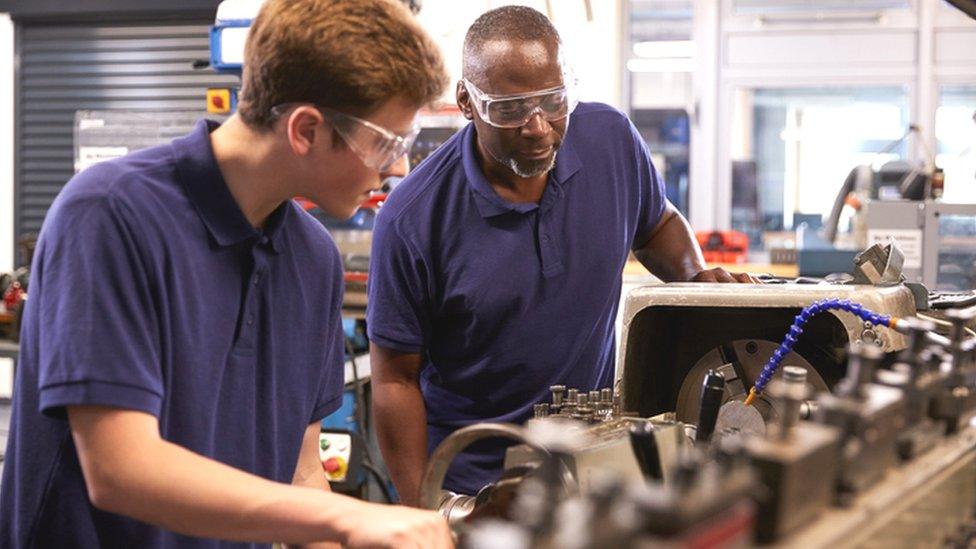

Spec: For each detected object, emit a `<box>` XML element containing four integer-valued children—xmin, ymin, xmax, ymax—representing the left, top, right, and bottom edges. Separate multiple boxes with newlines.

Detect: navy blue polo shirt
<box><xmin>0</xmin><ymin>120</ymin><xmax>345</xmax><ymax>547</ymax></box>
<box><xmin>367</xmin><ymin>102</ymin><xmax>666</xmax><ymax>494</ymax></box>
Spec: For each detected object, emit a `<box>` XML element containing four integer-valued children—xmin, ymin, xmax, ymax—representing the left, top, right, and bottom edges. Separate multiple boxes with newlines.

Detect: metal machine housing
<box><xmin>617</xmin><ymin>283</ymin><xmax>916</xmax><ymax>422</ymax></box>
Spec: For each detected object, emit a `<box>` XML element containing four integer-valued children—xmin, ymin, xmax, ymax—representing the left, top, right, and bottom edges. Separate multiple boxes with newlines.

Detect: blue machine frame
<box><xmin>209</xmin><ymin>19</ymin><xmax>252</xmax><ymax>75</ymax></box>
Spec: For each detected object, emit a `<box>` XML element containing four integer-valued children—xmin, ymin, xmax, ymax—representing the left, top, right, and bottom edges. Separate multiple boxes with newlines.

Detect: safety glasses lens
<box><xmin>485</xmin><ymin>89</ymin><xmax>571</xmax><ymax>128</ymax></box>
<box><xmin>351</xmin><ymin>124</ymin><xmax>419</xmax><ymax>172</ymax></box>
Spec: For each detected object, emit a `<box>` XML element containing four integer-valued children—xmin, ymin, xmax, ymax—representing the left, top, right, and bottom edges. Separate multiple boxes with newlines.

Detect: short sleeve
<box><xmin>310</xmin><ymin>247</ymin><xmax>346</xmax><ymax>423</ymax></box>
<box><xmin>628</xmin><ymin>119</ymin><xmax>668</xmax><ymax>250</ymax></box>
<box><xmin>366</xmin><ymin>214</ymin><xmax>431</xmax><ymax>354</ymax></box>
<box><xmin>34</xmin><ymin>190</ymin><xmax>163</xmax><ymax>419</ymax></box>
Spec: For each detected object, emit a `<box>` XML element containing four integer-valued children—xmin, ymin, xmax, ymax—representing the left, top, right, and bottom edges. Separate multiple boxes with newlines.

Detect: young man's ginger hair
<box><xmin>238</xmin><ymin>0</ymin><xmax>448</xmax><ymax>129</ymax></box>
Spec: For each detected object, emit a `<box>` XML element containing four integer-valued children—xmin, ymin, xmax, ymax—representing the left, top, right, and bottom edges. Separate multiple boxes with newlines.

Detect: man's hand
<box><xmin>341</xmin><ymin>504</ymin><xmax>452</xmax><ymax>549</ymax></box>
<box><xmin>67</xmin><ymin>405</ymin><xmax>449</xmax><ymax>546</ymax></box>
<box><xmin>634</xmin><ymin>202</ymin><xmax>760</xmax><ymax>284</ymax></box>
<box><xmin>690</xmin><ymin>267</ymin><xmax>757</xmax><ymax>283</ymax></box>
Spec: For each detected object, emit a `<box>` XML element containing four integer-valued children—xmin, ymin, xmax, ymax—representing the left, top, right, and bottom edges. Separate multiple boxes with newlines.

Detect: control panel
<box><xmin>318</xmin><ymin>429</ymin><xmax>364</xmax><ymax>494</ymax></box>
<box><xmin>319</xmin><ymin>431</ymin><xmax>351</xmax><ymax>482</ymax></box>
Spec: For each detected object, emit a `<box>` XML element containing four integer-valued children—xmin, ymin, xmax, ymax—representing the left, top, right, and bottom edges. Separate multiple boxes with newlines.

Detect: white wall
<box><xmin>415</xmin><ymin>0</ymin><xmax>489</xmax><ymax>104</ymax></box>
<box><xmin>690</xmin><ymin>0</ymin><xmax>720</xmax><ymax>232</ymax></box>
<box><xmin>1</xmin><ymin>13</ymin><xmax>13</xmax><ymax>272</ymax></box>
<box><xmin>417</xmin><ymin>0</ymin><xmax>623</xmax><ymax>108</ymax></box>
<box><xmin>0</xmin><ymin>13</ymin><xmax>10</xmax><ymax>398</ymax></box>
<box><xmin>549</xmin><ymin>0</ymin><xmax>622</xmax><ymax>107</ymax></box>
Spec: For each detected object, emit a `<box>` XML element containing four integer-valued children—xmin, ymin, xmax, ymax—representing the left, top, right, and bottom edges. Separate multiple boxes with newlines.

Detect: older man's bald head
<box><xmin>462</xmin><ymin>5</ymin><xmax>562</xmax><ymax>86</ymax></box>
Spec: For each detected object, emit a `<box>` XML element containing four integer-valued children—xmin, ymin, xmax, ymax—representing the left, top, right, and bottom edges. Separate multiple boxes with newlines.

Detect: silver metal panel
<box><xmin>616</xmin><ymin>283</ymin><xmax>916</xmax><ymax>417</ymax></box>
<box><xmin>619</xmin><ymin>283</ymin><xmax>915</xmax><ymax>367</ymax></box>
<box><xmin>778</xmin><ymin>426</ymin><xmax>976</xmax><ymax>548</ymax></box>
<box><xmin>924</xmin><ymin>202</ymin><xmax>976</xmax><ymax>291</ymax></box>
<box><xmin>863</xmin><ymin>200</ymin><xmax>976</xmax><ymax>290</ymax></box>
<box><xmin>863</xmin><ymin>200</ymin><xmax>925</xmax><ymax>284</ymax></box>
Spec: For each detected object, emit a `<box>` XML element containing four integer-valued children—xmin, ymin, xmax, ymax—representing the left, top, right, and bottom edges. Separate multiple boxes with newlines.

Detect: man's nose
<box><xmin>519</xmin><ymin>112</ymin><xmax>551</xmax><ymax>138</ymax></box>
<box><xmin>380</xmin><ymin>155</ymin><xmax>410</xmax><ymax>179</ymax></box>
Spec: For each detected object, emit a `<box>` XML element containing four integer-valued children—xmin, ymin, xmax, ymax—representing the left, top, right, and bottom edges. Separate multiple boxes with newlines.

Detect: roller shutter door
<box><xmin>15</xmin><ymin>21</ymin><xmax>237</xmax><ymax>260</ymax></box>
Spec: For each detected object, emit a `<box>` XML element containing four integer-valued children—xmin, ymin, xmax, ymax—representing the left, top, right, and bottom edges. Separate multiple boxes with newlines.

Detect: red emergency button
<box><xmin>322</xmin><ymin>456</ymin><xmax>348</xmax><ymax>481</ymax></box>
<box><xmin>323</xmin><ymin>457</ymin><xmax>341</xmax><ymax>474</ymax></box>
<box><xmin>206</xmin><ymin>88</ymin><xmax>232</xmax><ymax>114</ymax></box>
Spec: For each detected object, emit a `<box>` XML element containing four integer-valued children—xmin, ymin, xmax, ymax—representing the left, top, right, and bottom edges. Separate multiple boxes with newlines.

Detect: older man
<box><xmin>367</xmin><ymin>5</ymin><xmax>751</xmax><ymax>504</ymax></box>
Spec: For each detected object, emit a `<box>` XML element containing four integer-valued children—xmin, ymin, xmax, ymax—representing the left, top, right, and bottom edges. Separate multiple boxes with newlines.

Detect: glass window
<box><xmin>937</xmin><ymin>213</ymin><xmax>976</xmax><ymax>291</ymax></box>
<box><xmin>936</xmin><ymin>85</ymin><xmax>976</xmax><ymax>203</ymax></box>
<box><xmin>627</xmin><ymin>0</ymin><xmax>694</xmax><ymax>216</ymax></box>
<box><xmin>730</xmin><ymin>87</ymin><xmax>910</xmax><ymax>247</ymax></box>
<box><xmin>733</xmin><ymin>0</ymin><xmax>909</xmax><ymax>15</ymax></box>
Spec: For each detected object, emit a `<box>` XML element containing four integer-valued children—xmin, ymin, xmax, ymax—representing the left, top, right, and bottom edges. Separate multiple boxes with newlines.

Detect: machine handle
<box><xmin>629</xmin><ymin>422</ymin><xmax>663</xmax><ymax>481</ymax></box>
<box><xmin>696</xmin><ymin>369</ymin><xmax>726</xmax><ymax>443</ymax></box>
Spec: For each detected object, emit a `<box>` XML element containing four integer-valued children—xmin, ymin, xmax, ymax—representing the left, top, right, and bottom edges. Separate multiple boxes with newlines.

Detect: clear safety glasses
<box><xmin>462</xmin><ymin>78</ymin><xmax>578</xmax><ymax>129</ymax></box>
<box><xmin>271</xmin><ymin>103</ymin><xmax>420</xmax><ymax>172</ymax></box>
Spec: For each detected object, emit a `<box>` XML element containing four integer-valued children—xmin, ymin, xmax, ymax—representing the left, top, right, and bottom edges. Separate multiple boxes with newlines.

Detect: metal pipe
<box><xmin>418</xmin><ymin>422</ymin><xmax>576</xmax><ymax>513</ymax></box>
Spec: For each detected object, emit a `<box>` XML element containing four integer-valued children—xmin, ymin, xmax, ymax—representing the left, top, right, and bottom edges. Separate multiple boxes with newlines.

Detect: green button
<box><xmin>320</xmin><ymin>438</ymin><xmax>330</xmax><ymax>451</ymax></box>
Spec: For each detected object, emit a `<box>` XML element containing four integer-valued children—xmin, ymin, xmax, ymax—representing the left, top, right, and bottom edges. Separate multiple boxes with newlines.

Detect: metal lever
<box><xmin>837</xmin><ymin>342</ymin><xmax>884</xmax><ymax>399</ymax></box>
<box><xmin>771</xmin><ymin>366</ymin><xmax>809</xmax><ymax>441</ymax></box>
<box><xmin>629</xmin><ymin>422</ymin><xmax>663</xmax><ymax>481</ymax></box>
<box><xmin>696</xmin><ymin>369</ymin><xmax>726</xmax><ymax>443</ymax></box>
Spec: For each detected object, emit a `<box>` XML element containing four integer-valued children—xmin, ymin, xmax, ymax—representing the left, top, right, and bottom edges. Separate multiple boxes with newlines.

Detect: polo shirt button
<box><xmin>247</xmin><ymin>315</ymin><xmax>254</xmax><ymax>326</ymax></box>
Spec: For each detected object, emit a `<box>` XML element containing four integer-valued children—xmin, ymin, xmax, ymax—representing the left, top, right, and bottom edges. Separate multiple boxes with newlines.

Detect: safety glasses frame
<box><xmin>270</xmin><ymin>103</ymin><xmax>420</xmax><ymax>172</ymax></box>
<box><xmin>461</xmin><ymin>78</ymin><xmax>578</xmax><ymax>129</ymax></box>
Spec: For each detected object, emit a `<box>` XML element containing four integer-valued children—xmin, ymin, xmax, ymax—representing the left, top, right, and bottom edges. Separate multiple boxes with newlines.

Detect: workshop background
<box><xmin>0</xmin><ymin>1</ymin><xmax>976</xmax><ymax>543</ymax></box>
<box><xmin>2</xmin><ymin>0</ymin><xmax>975</xmax><ymax>396</ymax></box>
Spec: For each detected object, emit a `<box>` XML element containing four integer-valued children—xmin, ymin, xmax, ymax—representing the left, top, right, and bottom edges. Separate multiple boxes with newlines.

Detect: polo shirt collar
<box><xmin>173</xmin><ymin>120</ymin><xmax>288</xmax><ymax>253</ymax></box>
<box><xmin>460</xmin><ymin>122</ymin><xmax>582</xmax><ymax>219</ymax></box>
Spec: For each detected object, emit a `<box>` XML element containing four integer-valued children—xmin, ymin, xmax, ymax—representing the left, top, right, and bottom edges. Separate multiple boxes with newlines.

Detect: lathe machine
<box><xmin>418</xmin><ymin>276</ymin><xmax>976</xmax><ymax>548</ymax></box>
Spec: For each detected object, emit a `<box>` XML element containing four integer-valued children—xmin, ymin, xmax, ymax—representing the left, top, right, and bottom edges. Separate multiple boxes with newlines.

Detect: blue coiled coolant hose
<box><xmin>744</xmin><ymin>298</ymin><xmax>896</xmax><ymax>405</ymax></box>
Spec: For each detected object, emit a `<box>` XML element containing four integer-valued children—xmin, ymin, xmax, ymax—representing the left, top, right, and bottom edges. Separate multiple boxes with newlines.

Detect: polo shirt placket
<box><xmin>235</xmin><ymin>236</ymin><xmax>275</xmax><ymax>353</ymax></box>
<box><xmin>537</xmin><ymin>177</ymin><xmax>566</xmax><ymax>278</ymax></box>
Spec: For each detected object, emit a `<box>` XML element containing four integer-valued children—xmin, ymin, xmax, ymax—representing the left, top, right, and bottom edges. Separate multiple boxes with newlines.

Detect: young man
<box><xmin>367</xmin><ymin>6</ymin><xmax>753</xmax><ymax>505</ymax></box>
<box><xmin>0</xmin><ymin>0</ymin><xmax>452</xmax><ymax>547</ymax></box>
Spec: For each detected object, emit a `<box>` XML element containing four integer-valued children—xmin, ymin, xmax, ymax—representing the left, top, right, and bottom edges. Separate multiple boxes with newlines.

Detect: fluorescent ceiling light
<box><xmin>627</xmin><ymin>58</ymin><xmax>695</xmax><ymax>72</ymax></box>
<box><xmin>632</xmin><ymin>39</ymin><xmax>694</xmax><ymax>58</ymax></box>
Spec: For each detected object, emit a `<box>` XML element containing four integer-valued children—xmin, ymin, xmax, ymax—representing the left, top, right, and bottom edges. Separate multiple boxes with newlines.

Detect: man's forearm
<box><xmin>372</xmin><ymin>379</ymin><xmax>430</xmax><ymax>507</ymax></box>
<box><xmin>70</xmin><ymin>407</ymin><xmax>452</xmax><ymax>548</ymax></box>
<box><xmin>289</xmin><ymin>423</ymin><xmax>341</xmax><ymax>549</ymax></box>
<box><xmin>72</xmin><ymin>416</ymin><xmax>366</xmax><ymax>545</ymax></box>
<box><xmin>634</xmin><ymin>205</ymin><xmax>706</xmax><ymax>282</ymax></box>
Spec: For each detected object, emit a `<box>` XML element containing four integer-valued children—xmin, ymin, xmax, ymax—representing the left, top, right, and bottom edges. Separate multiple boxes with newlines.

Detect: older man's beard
<box><xmin>502</xmin><ymin>149</ymin><xmax>558</xmax><ymax>179</ymax></box>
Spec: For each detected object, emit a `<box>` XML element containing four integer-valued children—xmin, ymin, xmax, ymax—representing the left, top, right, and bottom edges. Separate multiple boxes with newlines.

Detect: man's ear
<box><xmin>285</xmin><ymin>105</ymin><xmax>328</xmax><ymax>156</ymax></box>
<box><xmin>456</xmin><ymin>81</ymin><xmax>474</xmax><ymax>120</ymax></box>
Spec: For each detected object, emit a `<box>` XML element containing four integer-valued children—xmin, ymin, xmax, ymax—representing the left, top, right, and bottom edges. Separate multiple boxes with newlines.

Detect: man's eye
<box><xmin>541</xmin><ymin>95</ymin><xmax>566</xmax><ymax>112</ymax></box>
